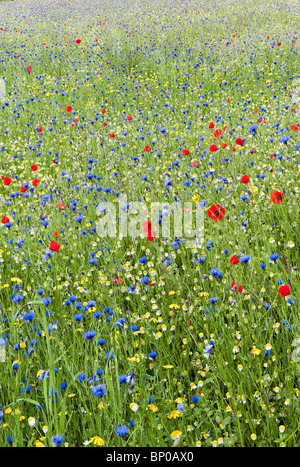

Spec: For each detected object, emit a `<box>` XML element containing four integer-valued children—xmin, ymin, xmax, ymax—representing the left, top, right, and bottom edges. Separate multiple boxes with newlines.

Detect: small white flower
<box><xmin>28</xmin><ymin>417</ymin><xmax>35</xmax><ymax>427</ymax></box>
<box><xmin>130</xmin><ymin>403</ymin><xmax>139</xmax><ymax>412</ymax></box>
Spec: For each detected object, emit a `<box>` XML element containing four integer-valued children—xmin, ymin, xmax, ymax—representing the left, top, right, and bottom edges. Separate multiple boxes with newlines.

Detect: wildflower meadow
<box><xmin>0</xmin><ymin>0</ymin><xmax>299</xmax><ymax>448</ymax></box>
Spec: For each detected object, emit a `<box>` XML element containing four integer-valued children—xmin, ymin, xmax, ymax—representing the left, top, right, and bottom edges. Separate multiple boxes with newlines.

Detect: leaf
<box><xmin>222</xmin><ymin>416</ymin><xmax>232</xmax><ymax>426</ymax></box>
<box><xmin>13</xmin><ymin>398</ymin><xmax>41</xmax><ymax>407</ymax></box>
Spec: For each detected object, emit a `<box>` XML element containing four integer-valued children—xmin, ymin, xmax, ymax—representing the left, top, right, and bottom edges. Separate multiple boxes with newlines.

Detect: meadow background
<box><xmin>0</xmin><ymin>0</ymin><xmax>299</xmax><ymax>447</ymax></box>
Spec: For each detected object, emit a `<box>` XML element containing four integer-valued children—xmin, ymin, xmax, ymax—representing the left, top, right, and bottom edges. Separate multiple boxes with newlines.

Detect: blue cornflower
<box><xmin>51</xmin><ymin>435</ymin><xmax>65</xmax><ymax>446</ymax></box>
<box><xmin>249</xmin><ymin>124</ymin><xmax>258</xmax><ymax>134</ymax></box>
<box><xmin>138</xmin><ymin>256</ymin><xmax>148</xmax><ymax>264</ymax></box>
<box><xmin>23</xmin><ymin>312</ymin><xmax>35</xmax><ymax>322</ymax></box>
<box><xmin>84</xmin><ymin>330</ymin><xmax>96</xmax><ymax>340</ymax></box>
<box><xmin>209</xmin><ymin>297</ymin><xmax>219</xmax><ymax>304</ymax></box>
<box><xmin>105</xmin><ymin>351</ymin><xmax>114</xmax><ymax>359</ymax></box>
<box><xmin>11</xmin><ymin>294</ymin><xmax>23</xmax><ymax>303</ymax></box>
<box><xmin>78</xmin><ymin>373</ymin><xmax>86</xmax><ymax>383</ymax></box>
<box><xmin>209</xmin><ymin>268</ymin><xmax>219</xmax><ymax>276</ymax></box>
<box><xmin>91</xmin><ymin>384</ymin><xmax>106</xmax><ymax>397</ymax></box>
<box><xmin>206</xmin><ymin>240</ymin><xmax>214</xmax><ymax>250</ymax></box>
<box><xmin>74</xmin><ymin>313</ymin><xmax>83</xmax><ymax>321</ymax></box>
<box><xmin>240</xmin><ymin>255</ymin><xmax>250</xmax><ymax>263</ymax></box>
<box><xmin>148</xmin><ymin>351</ymin><xmax>157</xmax><ymax>360</ymax></box>
<box><xmin>279</xmin><ymin>135</ymin><xmax>289</xmax><ymax>144</ymax></box>
<box><xmin>115</xmin><ymin>425</ymin><xmax>128</xmax><ymax>437</ymax></box>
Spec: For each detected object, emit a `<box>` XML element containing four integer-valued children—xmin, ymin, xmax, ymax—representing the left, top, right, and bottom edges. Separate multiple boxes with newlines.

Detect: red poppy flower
<box><xmin>141</xmin><ymin>221</ymin><xmax>152</xmax><ymax>233</ymax></box>
<box><xmin>207</xmin><ymin>204</ymin><xmax>225</xmax><ymax>221</ymax></box>
<box><xmin>112</xmin><ymin>277</ymin><xmax>124</xmax><ymax>285</ymax></box>
<box><xmin>231</xmin><ymin>281</ymin><xmax>243</xmax><ymax>292</ymax></box>
<box><xmin>291</xmin><ymin>124</ymin><xmax>299</xmax><ymax>131</ymax></box>
<box><xmin>56</xmin><ymin>202</ymin><xmax>66</xmax><ymax>210</ymax></box>
<box><xmin>37</xmin><ymin>126</ymin><xmax>42</xmax><ymax>133</ymax></box>
<box><xmin>66</xmin><ymin>105</ymin><xmax>72</xmax><ymax>112</ymax></box>
<box><xmin>221</xmin><ymin>142</ymin><xmax>227</xmax><ymax>148</ymax></box>
<box><xmin>278</xmin><ymin>285</ymin><xmax>291</xmax><ymax>297</ymax></box>
<box><xmin>230</xmin><ymin>256</ymin><xmax>239</xmax><ymax>265</ymax></box>
<box><xmin>191</xmin><ymin>159</ymin><xmax>197</xmax><ymax>167</ymax></box>
<box><xmin>235</xmin><ymin>138</ymin><xmax>244</xmax><ymax>146</ymax></box>
<box><xmin>3</xmin><ymin>177</ymin><xmax>11</xmax><ymax>186</ymax></box>
<box><xmin>213</xmin><ymin>129</ymin><xmax>222</xmax><ymax>137</ymax></box>
<box><xmin>208</xmin><ymin>122</ymin><xmax>214</xmax><ymax>128</ymax></box>
<box><xmin>270</xmin><ymin>190</ymin><xmax>284</xmax><ymax>204</ymax></box>
<box><xmin>53</xmin><ymin>231</ymin><xmax>58</xmax><ymax>238</ymax></box>
<box><xmin>27</xmin><ymin>66</ymin><xmax>32</xmax><ymax>74</ymax></box>
<box><xmin>32</xmin><ymin>179</ymin><xmax>40</xmax><ymax>186</ymax></box>
<box><xmin>1</xmin><ymin>216</ymin><xmax>9</xmax><ymax>224</ymax></box>
<box><xmin>147</xmin><ymin>230</ymin><xmax>156</xmax><ymax>241</ymax></box>
<box><xmin>31</xmin><ymin>164</ymin><xmax>38</xmax><ymax>171</ymax></box>
<box><xmin>126</xmin><ymin>115</ymin><xmax>132</xmax><ymax>121</ymax></box>
<box><xmin>20</xmin><ymin>186</ymin><xmax>27</xmax><ymax>193</ymax></box>
<box><xmin>102</xmin><ymin>109</ymin><xmax>106</xmax><ymax>114</ymax></box>
<box><xmin>144</xmin><ymin>145</ymin><xmax>151</xmax><ymax>152</ymax></box>
<box><xmin>103</xmin><ymin>122</ymin><xmax>107</xmax><ymax>126</ymax></box>
<box><xmin>49</xmin><ymin>241</ymin><xmax>60</xmax><ymax>252</ymax></box>
<box><xmin>109</xmin><ymin>133</ymin><xmax>115</xmax><ymax>138</ymax></box>
<box><xmin>241</xmin><ymin>175</ymin><xmax>249</xmax><ymax>183</ymax></box>
<box><xmin>209</xmin><ymin>144</ymin><xmax>217</xmax><ymax>152</ymax></box>
<box><xmin>75</xmin><ymin>39</ymin><xmax>81</xmax><ymax>44</ymax></box>
<box><xmin>182</xmin><ymin>149</ymin><xmax>189</xmax><ymax>156</ymax></box>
